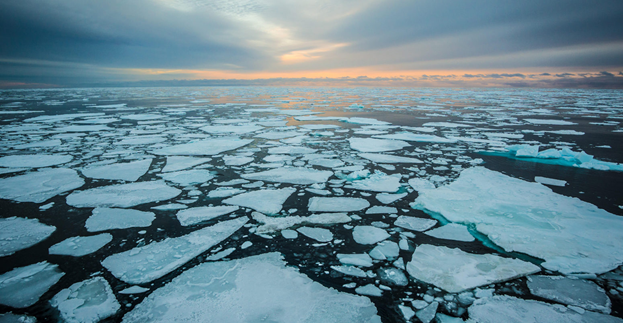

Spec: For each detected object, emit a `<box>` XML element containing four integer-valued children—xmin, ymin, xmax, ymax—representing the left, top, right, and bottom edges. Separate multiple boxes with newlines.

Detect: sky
<box><xmin>1</xmin><ymin>0</ymin><xmax>623</xmax><ymax>89</ymax></box>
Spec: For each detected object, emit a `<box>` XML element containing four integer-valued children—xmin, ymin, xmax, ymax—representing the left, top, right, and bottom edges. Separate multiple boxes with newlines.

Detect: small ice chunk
<box><xmin>375</xmin><ymin>132</ymin><xmax>456</xmax><ymax>143</ymax></box>
<box><xmin>151</xmin><ymin>203</ymin><xmax>188</xmax><ymax>211</ymax></box>
<box><xmin>162</xmin><ymin>156</ymin><xmax>212</xmax><ymax>172</ymax></box>
<box><xmin>253</xmin><ymin>212</ymin><xmax>351</xmax><ymax>234</ymax></box>
<box><xmin>281</xmin><ymin>229</ymin><xmax>298</xmax><ymax>239</ymax></box>
<box><xmin>308</xmin><ymin>197</ymin><xmax>370</xmax><ymax>212</ymax></box>
<box><xmin>0</xmin><ymin>168</ymin><xmax>84</xmax><ymax>203</ymax></box>
<box><xmin>85</xmin><ymin>208</ymin><xmax>155</xmax><ymax>232</ymax></box>
<box><xmin>0</xmin><ymin>262</ymin><xmax>64</xmax><ymax>308</ymax></box>
<box><xmin>241</xmin><ymin>167</ymin><xmax>332</xmax><ymax>185</ymax></box>
<box><xmin>241</xmin><ymin>241</ymin><xmax>253</xmax><ymax>249</ymax></box>
<box><xmin>102</xmin><ymin>217</ymin><xmax>248</xmax><ymax>284</ymax></box>
<box><xmin>267</xmin><ymin>146</ymin><xmax>316</xmax><ymax>155</ymax></box>
<box><xmin>0</xmin><ymin>154</ymin><xmax>73</xmax><ymax>168</ymax></box>
<box><xmin>81</xmin><ymin>159</ymin><xmax>152</xmax><ymax>181</ymax></box>
<box><xmin>534</xmin><ymin>176</ymin><xmax>567</xmax><ymax>187</ymax></box>
<box><xmin>524</xmin><ymin>119</ymin><xmax>577</xmax><ymax>125</ymax></box>
<box><xmin>353</xmin><ymin>226</ymin><xmax>390</xmax><ymax>245</ymax></box>
<box><xmin>406</xmin><ymin>244</ymin><xmax>540</xmax><ymax>293</ymax></box>
<box><xmin>423</xmin><ymin>223</ymin><xmax>475</xmax><ymax>242</ymax></box>
<box><xmin>66</xmin><ymin>180</ymin><xmax>181</xmax><ymax>208</ymax></box>
<box><xmin>200</xmin><ymin>125</ymin><xmax>263</xmax><ymax>134</ymax></box>
<box><xmin>176</xmin><ymin>206</ymin><xmax>240</xmax><ymax>226</ymax></box>
<box><xmin>337</xmin><ymin>253</ymin><xmax>374</xmax><ymax>267</ymax></box>
<box><xmin>0</xmin><ymin>217</ymin><xmax>56</xmax><ymax>257</ymax></box>
<box><xmin>206</xmin><ymin>247</ymin><xmax>236</xmax><ymax>261</ymax></box>
<box><xmin>49</xmin><ymin>233</ymin><xmax>112</xmax><ymax>256</ymax></box>
<box><xmin>119</xmin><ymin>286</ymin><xmax>150</xmax><ymax>294</ymax></box>
<box><xmin>416</xmin><ymin>301</ymin><xmax>439</xmax><ymax>323</ymax></box>
<box><xmin>378</xmin><ymin>267</ymin><xmax>408</xmax><ymax>286</ymax></box>
<box><xmin>348</xmin><ymin>138</ymin><xmax>409</xmax><ymax>152</ymax></box>
<box><xmin>527</xmin><ymin>275</ymin><xmax>611</xmax><ymax>314</ymax></box>
<box><xmin>50</xmin><ymin>277</ymin><xmax>120</xmax><ymax>323</ymax></box>
<box><xmin>369</xmin><ymin>241</ymin><xmax>400</xmax><ymax>260</ymax></box>
<box><xmin>376</xmin><ymin>193</ymin><xmax>407</xmax><ymax>204</ymax></box>
<box><xmin>355</xmin><ymin>284</ymin><xmax>383</xmax><ymax>297</ymax></box>
<box><xmin>399</xmin><ymin>305</ymin><xmax>416</xmax><ymax>321</ymax></box>
<box><xmin>394</xmin><ymin>216</ymin><xmax>437</xmax><ymax>231</ymax></box>
<box><xmin>297</xmin><ymin>227</ymin><xmax>333</xmax><ymax>242</ymax></box>
<box><xmin>223</xmin><ymin>188</ymin><xmax>295</xmax><ymax>214</ymax></box>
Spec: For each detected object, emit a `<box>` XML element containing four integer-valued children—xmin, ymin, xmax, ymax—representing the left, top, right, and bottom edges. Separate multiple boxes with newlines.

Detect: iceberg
<box><xmin>122</xmin><ymin>253</ymin><xmax>381</xmax><ymax>323</ymax></box>
<box><xmin>67</xmin><ymin>180</ymin><xmax>181</xmax><ymax>208</ymax></box>
<box><xmin>241</xmin><ymin>167</ymin><xmax>332</xmax><ymax>185</ymax></box>
<box><xmin>0</xmin><ymin>168</ymin><xmax>84</xmax><ymax>203</ymax></box>
<box><xmin>86</xmin><ymin>208</ymin><xmax>155</xmax><ymax>232</ymax></box>
<box><xmin>0</xmin><ymin>262</ymin><xmax>64</xmax><ymax>308</ymax></box>
<box><xmin>0</xmin><ymin>217</ymin><xmax>55</xmax><ymax>257</ymax></box>
<box><xmin>223</xmin><ymin>188</ymin><xmax>296</xmax><ymax>214</ymax></box>
<box><xmin>49</xmin><ymin>233</ymin><xmax>112</xmax><ymax>257</ymax></box>
<box><xmin>50</xmin><ymin>277</ymin><xmax>120</xmax><ymax>323</ymax></box>
<box><xmin>102</xmin><ymin>217</ymin><xmax>248</xmax><ymax>284</ymax></box>
<box><xmin>81</xmin><ymin>159</ymin><xmax>152</xmax><ymax>181</ymax></box>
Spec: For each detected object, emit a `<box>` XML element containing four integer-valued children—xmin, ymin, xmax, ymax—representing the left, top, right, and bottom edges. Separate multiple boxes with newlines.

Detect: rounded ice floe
<box><xmin>296</xmin><ymin>226</ymin><xmax>333</xmax><ymax>242</ymax></box>
<box><xmin>66</xmin><ymin>180</ymin><xmax>181</xmax><ymax>208</ymax></box>
<box><xmin>0</xmin><ymin>262</ymin><xmax>64</xmax><ymax>308</ymax></box>
<box><xmin>81</xmin><ymin>159</ymin><xmax>152</xmax><ymax>181</ymax></box>
<box><xmin>122</xmin><ymin>252</ymin><xmax>381</xmax><ymax>323</ymax></box>
<box><xmin>352</xmin><ymin>226</ymin><xmax>390</xmax><ymax>245</ymax></box>
<box><xmin>150</xmin><ymin>137</ymin><xmax>253</xmax><ymax>156</ymax></box>
<box><xmin>0</xmin><ymin>168</ymin><xmax>84</xmax><ymax>203</ymax></box>
<box><xmin>308</xmin><ymin>197</ymin><xmax>370</xmax><ymax>212</ymax></box>
<box><xmin>394</xmin><ymin>216</ymin><xmax>437</xmax><ymax>232</ymax></box>
<box><xmin>348</xmin><ymin>138</ymin><xmax>410</xmax><ymax>152</ymax></box>
<box><xmin>281</xmin><ymin>229</ymin><xmax>298</xmax><ymax>239</ymax></box>
<box><xmin>0</xmin><ymin>154</ymin><xmax>73</xmax><ymax>168</ymax></box>
<box><xmin>86</xmin><ymin>208</ymin><xmax>156</xmax><ymax>232</ymax></box>
<box><xmin>337</xmin><ymin>253</ymin><xmax>373</xmax><ymax>267</ymax></box>
<box><xmin>51</xmin><ymin>276</ymin><xmax>120</xmax><ymax>323</ymax></box>
<box><xmin>0</xmin><ymin>217</ymin><xmax>56</xmax><ymax>257</ymax></box>
<box><xmin>48</xmin><ymin>233</ymin><xmax>113</xmax><ymax>257</ymax></box>
<box><xmin>241</xmin><ymin>167</ymin><xmax>332</xmax><ymax>185</ymax></box>
<box><xmin>223</xmin><ymin>188</ymin><xmax>296</xmax><ymax>214</ymax></box>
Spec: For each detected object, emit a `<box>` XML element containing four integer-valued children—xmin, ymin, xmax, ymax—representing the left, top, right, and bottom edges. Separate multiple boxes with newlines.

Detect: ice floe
<box><xmin>423</xmin><ymin>223</ymin><xmax>475</xmax><ymax>242</ymax></box>
<box><xmin>0</xmin><ymin>154</ymin><xmax>73</xmax><ymax>168</ymax></box>
<box><xmin>252</xmin><ymin>212</ymin><xmax>351</xmax><ymax>234</ymax></box>
<box><xmin>297</xmin><ymin>226</ymin><xmax>333</xmax><ymax>242</ymax></box>
<box><xmin>67</xmin><ymin>180</ymin><xmax>181</xmax><ymax>208</ymax></box>
<box><xmin>86</xmin><ymin>208</ymin><xmax>155</xmax><ymax>232</ymax></box>
<box><xmin>411</xmin><ymin>166</ymin><xmax>623</xmax><ymax>274</ymax></box>
<box><xmin>122</xmin><ymin>252</ymin><xmax>381</xmax><ymax>322</ymax></box>
<box><xmin>0</xmin><ymin>168</ymin><xmax>84</xmax><ymax>203</ymax></box>
<box><xmin>535</xmin><ymin>176</ymin><xmax>567</xmax><ymax>187</ymax></box>
<box><xmin>527</xmin><ymin>275</ymin><xmax>611</xmax><ymax>313</ymax></box>
<box><xmin>337</xmin><ymin>253</ymin><xmax>374</xmax><ymax>267</ymax></box>
<box><xmin>352</xmin><ymin>226</ymin><xmax>390</xmax><ymax>245</ymax></box>
<box><xmin>0</xmin><ymin>262</ymin><xmax>64</xmax><ymax>308</ymax></box>
<box><xmin>376</xmin><ymin>193</ymin><xmax>407</xmax><ymax>204</ymax></box>
<box><xmin>0</xmin><ymin>217</ymin><xmax>56</xmax><ymax>257</ymax></box>
<box><xmin>358</xmin><ymin>153</ymin><xmax>423</xmax><ymax>164</ymax></box>
<box><xmin>374</xmin><ymin>132</ymin><xmax>456</xmax><ymax>143</ymax></box>
<box><xmin>102</xmin><ymin>217</ymin><xmax>248</xmax><ymax>284</ymax></box>
<box><xmin>223</xmin><ymin>188</ymin><xmax>296</xmax><ymax>214</ymax></box>
<box><xmin>50</xmin><ymin>277</ymin><xmax>120</xmax><ymax>323</ymax></box>
<box><xmin>49</xmin><ymin>233</ymin><xmax>112</xmax><ymax>257</ymax></box>
<box><xmin>158</xmin><ymin>169</ymin><xmax>215</xmax><ymax>186</ymax></box>
<box><xmin>407</xmin><ymin>244</ymin><xmax>540</xmax><ymax>293</ymax></box>
<box><xmin>524</xmin><ymin>118</ymin><xmax>577</xmax><ymax>125</ymax></box>
<box><xmin>345</xmin><ymin>171</ymin><xmax>402</xmax><ymax>192</ymax></box>
<box><xmin>161</xmin><ymin>156</ymin><xmax>212</xmax><ymax>172</ymax></box>
<box><xmin>348</xmin><ymin>138</ymin><xmax>409</xmax><ymax>152</ymax></box>
<box><xmin>81</xmin><ymin>159</ymin><xmax>152</xmax><ymax>181</ymax></box>
<box><xmin>241</xmin><ymin>167</ymin><xmax>332</xmax><ymax>185</ymax></box>
<box><xmin>394</xmin><ymin>216</ymin><xmax>437</xmax><ymax>232</ymax></box>
<box><xmin>176</xmin><ymin>206</ymin><xmax>239</xmax><ymax>226</ymax></box>
<box><xmin>308</xmin><ymin>197</ymin><xmax>370</xmax><ymax>212</ymax></box>
<box><xmin>151</xmin><ymin>138</ymin><xmax>253</xmax><ymax>156</ymax></box>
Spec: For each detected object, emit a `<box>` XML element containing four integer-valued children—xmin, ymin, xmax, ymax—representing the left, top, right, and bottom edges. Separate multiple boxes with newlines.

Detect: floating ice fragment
<box><xmin>223</xmin><ymin>155</ymin><xmax>254</xmax><ymax>166</ymax></box>
<box><xmin>86</xmin><ymin>208</ymin><xmax>155</xmax><ymax>232</ymax></box>
<box><xmin>200</xmin><ymin>125</ymin><xmax>263</xmax><ymax>134</ymax></box>
<box><xmin>374</xmin><ymin>132</ymin><xmax>456</xmax><ymax>143</ymax></box>
<box><xmin>424</xmin><ymin>223</ymin><xmax>475</xmax><ymax>242</ymax></box>
<box><xmin>241</xmin><ymin>167</ymin><xmax>332</xmax><ymax>185</ymax></box>
<box><xmin>281</xmin><ymin>229</ymin><xmax>298</xmax><ymax>239</ymax></box>
<box><xmin>524</xmin><ymin>118</ymin><xmax>577</xmax><ymax>125</ymax></box>
<box><xmin>534</xmin><ymin>176</ymin><xmax>567</xmax><ymax>187</ymax></box>
<box><xmin>0</xmin><ymin>262</ymin><xmax>64</xmax><ymax>308</ymax></box>
<box><xmin>122</xmin><ymin>253</ymin><xmax>381</xmax><ymax>323</ymax></box>
<box><xmin>331</xmin><ymin>265</ymin><xmax>367</xmax><ymax>277</ymax></box>
<box><xmin>369</xmin><ymin>241</ymin><xmax>400</xmax><ymax>261</ymax></box>
<box><xmin>81</xmin><ymin>159</ymin><xmax>152</xmax><ymax>181</ymax></box>
<box><xmin>50</xmin><ymin>277</ymin><xmax>120</xmax><ymax>323</ymax></box>
<box><xmin>394</xmin><ymin>216</ymin><xmax>437</xmax><ymax>231</ymax></box>
<box><xmin>49</xmin><ymin>233</ymin><xmax>112</xmax><ymax>256</ymax></box>
<box><xmin>345</xmin><ymin>172</ymin><xmax>402</xmax><ymax>193</ymax></box>
<box><xmin>151</xmin><ymin>138</ymin><xmax>253</xmax><ymax>156</ymax></box>
<box><xmin>162</xmin><ymin>156</ymin><xmax>212</xmax><ymax>172</ymax></box>
<box><xmin>376</xmin><ymin>193</ymin><xmax>407</xmax><ymax>204</ymax></box>
<box><xmin>366</xmin><ymin>206</ymin><xmax>398</xmax><ymax>214</ymax></box>
<box><xmin>352</xmin><ymin>226</ymin><xmax>390</xmax><ymax>245</ymax></box>
<box><xmin>158</xmin><ymin>170</ymin><xmax>215</xmax><ymax>186</ymax></box>
<box><xmin>0</xmin><ymin>217</ymin><xmax>56</xmax><ymax>257</ymax></box>
<box><xmin>355</xmin><ymin>284</ymin><xmax>383</xmax><ymax>297</ymax></box>
<box><xmin>297</xmin><ymin>227</ymin><xmax>333</xmax><ymax>242</ymax></box>
<box><xmin>267</xmin><ymin>146</ymin><xmax>316</xmax><ymax>155</ymax></box>
<box><xmin>207</xmin><ymin>187</ymin><xmax>244</xmax><ymax>198</ymax></box>
<box><xmin>308</xmin><ymin>197</ymin><xmax>370</xmax><ymax>212</ymax></box>
<box><xmin>348</xmin><ymin>138</ymin><xmax>409</xmax><ymax>152</ymax></box>
<box><xmin>358</xmin><ymin>153</ymin><xmax>423</xmax><ymax>164</ymax></box>
<box><xmin>337</xmin><ymin>253</ymin><xmax>374</xmax><ymax>267</ymax></box>
<box><xmin>253</xmin><ymin>212</ymin><xmax>351</xmax><ymax>234</ymax></box>
<box><xmin>0</xmin><ymin>168</ymin><xmax>84</xmax><ymax>203</ymax></box>
<box><xmin>67</xmin><ymin>180</ymin><xmax>181</xmax><ymax>208</ymax></box>
<box><xmin>102</xmin><ymin>217</ymin><xmax>248</xmax><ymax>284</ymax></box>
<box><xmin>416</xmin><ymin>301</ymin><xmax>438</xmax><ymax>323</ymax></box>
<box><xmin>0</xmin><ymin>154</ymin><xmax>72</xmax><ymax>168</ymax></box>
<box><xmin>119</xmin><ymin>286</ymin><xmax>149</xmax><ymax>294</ymax></box>
<box><xmin>527</xmin><ymin>275</ymin><xmax>611</xmax><ymax>313</ymax></box>
<box><xmin>176</xmin><ymin>206</ymin><xmax>239</xmax><ymax>226</ymax></box>
<box><xmin>223</xmin><ymin>188</ymin><xmax>295</xmax><ymax>214</ymax></box>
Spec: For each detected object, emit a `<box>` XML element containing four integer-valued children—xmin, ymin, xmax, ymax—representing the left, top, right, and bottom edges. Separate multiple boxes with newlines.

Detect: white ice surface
<box><xmin>0</xmin><ymin>262</ymin><xmax>64</xmax><ymax>308</ymax></box>
<box><xmin>162</xmin><ymin>156</ymin><xmax>211</xmax><ymax>172</ymax></box>
<box><xmin>151</xmin><ymin>138</ymin><xmax>253</xmax><ymax>156</ymax></box>
<box><xmin>376</xmin><ymin>193</ymin><xmax>407</xmax><ymax>204</ymax></box>
<box><xmin>337</xmin><ymin>253</ymin><xmax>374</xmax><ymax>267</ymax></box>
<box><xmin>348</xmin><ymin>138</ymin><xmax>409</xmax><ymax>152</ymax></box>
<box><xmin>394</xmin><ymin>216</ymin><xmax>437</xmax><ymax>232</ymax></box>
<box><xmin>0</xmin><ymin>168</ymin><xmax>84</xmax><ymax>203</ymax></box>
<box><xmin>223</xmin><ymin>188</ymin><xmax>295</xmax><ymax>214</ymax></box>
<box><xmin>297</xmin><ymin>227</ymin><xmax>333</xmax><ymax>242</ymax></box>
<box><xmin>406</xmin><ymin>244</ymin><xmax>540</xmax><ymax>293</ymax></box>
<box><xmin>102</xmin><ymin>217</ymin><xmax>248</xmax><ymax>284</ymax></box>
<box><xmin>253</xmin><ymin>212</ymin><xmax>351</xmax><ymax>234</ymax></box>
<box><xmin>49</xmin><ymin>233</ymin><xmax>112</xmax><ymax>257</ymax></box>
<box><xmin>241</xmin><ymin>167</ymin><xmax>332</xmax><ymax>185</ymax></box>
<box><xmin>0</xmin><ymin>217</ymin><xmax>56</xmax><ymax>257</ymax></box>
<box><xmin>424</xmin><ymin>223</ymin><xmax>475</xmax><ymax>242</ymax></box>
<box><xmin>81</xmin><ymin>159</ymin><xmax>152</xmax><ymax>181</ymax></box>
<box><xmin>0</xmin><ymin>154</ymin><xmax>73</xmax><ymax>168</ymax></box>
<box><xmin>176</xmin><ymin>206</ymin><xmax>239</xmax><ymax>226</ymax></box>
<box><xmin>374</xmin><ymin>132</ymin><xmax>456</xmax><ymax>143</ymax></box>
<box><xmin>358</xmin><ymin>153</ymin><xmax>423</xmax><ymax>164</ymax></box>
<box><xmin>200</xmin><ymin>125</ymin><xmax>263</xmax><ymax>134</ymax></box>
<box><xmin>86</xmin><ymin>208</ymin><xmax>155</xmax><ymax>232</ymax></box>
<box><xmin>122</xmin><ymin>252</ymin><xmax>381</xmax><ymax>323</ymax></box>
<box><xmin>67</xmin><ymin>180</ymin><xmax>181</xmax><ymax>208</ymax></box>
<box><xmin>308</xmin><ymin>197</ymin><xmax>370</xmax><ymax>212</ymax></box>
<box><xmin>345</xmin><ymin>172</ymin><xmax>402</xmax><ymax>192</ymax></box>
<box><xmin>352</xmin><ymin>226</ymin><xmax>390</xmax><ymax>245</ymax></box>
<box><xmin>527</xmin><ymin>275</ymin><xmax>611</xmax><ymax>314</ymax></box>
<box><xmin>50</xmin><ymin>277</ymin><xmax>120</xmax><ymax>323</ymax></box>
<box><xmin>267</xmin><ymin>146</ymin><xmax>316</xmax><ymax>155</ymax></box>
<box><xmin>535</xmin><ymin>176</ymin><xmax>567</xmax><ymax>187</ymax></box>
<box><xmin>223</xmin><ymin>155</ymin><xmax>254</xmax><ymax>166</ymax></box>
<box><xmin>411</xmin><ymin>166</ymin><xmax>623</xmax><ymax>274</ymax></box>
<box><xmin>158</xmin><ymin>169</ymin><xmax>215</xmax><ymax>186</ymax></box>
<box><xmin>524</xmin><ymin>119</ymin><xmax>577</xmax><ymax>125</ymax></box>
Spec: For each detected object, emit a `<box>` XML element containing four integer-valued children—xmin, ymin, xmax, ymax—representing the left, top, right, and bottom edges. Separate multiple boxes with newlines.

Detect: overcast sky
<box><xmin>1</xmin><ymin>0</ymin><xmax>622</xmax><ymax>88</ymax></box>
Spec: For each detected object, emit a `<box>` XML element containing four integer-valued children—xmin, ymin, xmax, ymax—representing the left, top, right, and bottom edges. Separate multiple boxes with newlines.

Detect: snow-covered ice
<box><xmin>85</xmin><ymin>208</ymin><xmax>155</xmax><ymax>232</ymax></box>
<box><xmin>223</xmin><ymin>188</ymin><xmax>296</xmax><ymax>214</ymax></box>
<box><xmin>394</xmin><ymin>216</ymin><xmax>437</xmax><ymax>232</ymax></box>
<box><xmin>0</xmin><ymin>154</ymin><xmax>73</xmax><ymax>168</ymax></box>
<box><xmin>176</xmin><ymin>206</ymin><xmax>239</xmax><ymax>226</ymax></box>
<box><xmin>158</xmin><ymin>169</ymin><xmax>215</xmax><ymax>186</ymax></box>
<box><xmin>81</xmin><ymin>159</ymin><xmax>152</xmax><ymax>181</ymax></box>
<box><xmin>241</xmin><ymin>167</ymin><xmax>332</xmax><ymax>185</ymax></box>
<box><xmin>162</xmin><ymin>156</ymin><xmax>211</xmax><ymax>172</ymax></box>
<box><xmin>345</xmin><ymin>171</ymin><xmax>402</xmax><ymax>192</ymax></box>
<box><xmin>0</xmin><ymin>262</ymin><xmax>64</xmax><ymax>308</ymax></box>
<box><xmin>308</xmin><ymin>197</ymin><xmax>370</xmax><ymax>212</ymax></box>
<box><xmin>0</xmin><ymin>168</ymin><xmax>84</xmax><ymax>203</ymax></box>
<box><xmin>0</xmin><ymin>217</ymin><xmax>56</xmax><ymax>257</ymax></box>
<box><xmin>67</xmin><ymin>180</ymin><xmax>181</xmax><ymax>208</ymax></box>
<box><xmin>348</xmin><ymin>138</ymin><xmax>409</xmax><ymax>152</ymax></box>
<box><xmin>49</xmin><ymin>233</ymin><xmax>112</xmax><ymax>257</ymax></box>
<box><xmin>527</xmin><ymin>275</ymin><xmax>611</xmax><ymax>313</ymax></box>
<box><xmin>50</xmin><ymin>277</ymin><xmax>120</xmax><ymax>323</ymax></box>
<box><xmin>122</xmin><ymin>253</ymin><xmax>381</xmax><ymax>323</ymax></box>
<box><xmin>102</xmin><ymin>217</ymin><xmax>248</xmax><ymax>284</ymax></box>
<box><xmin>406</xmin><ymin>244</ymin><xmax>540</xmax><ymax>293</ymax></box>
<box><xmin>352</xmin><ymin>226</ymin><xmax>390</xmax><ymax>245</ymax></box>
<box><xmin>423</xmin><ymin>223</ymin><xmax>475</xmax><ymax>242</ymax></box>
<box><xmin>297</xmin><ymin>227</ymin><xmax>333</xmax><ymax>242</ymax></box>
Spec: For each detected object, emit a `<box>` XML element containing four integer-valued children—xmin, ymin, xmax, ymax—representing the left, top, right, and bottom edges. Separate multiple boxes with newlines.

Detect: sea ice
<box><xmin>524</xmin><ymin>118</ymin><xmax>577</xmax><ymax>125</ymax></box>
<box><xmin>352</xmin><ymin>226</ymin><xmax>390</xmax><ymax>245</ymax></box>
<box><xmin>50</xmin><ymin>277</ymin><xmax>120</xmax><ymax>323</ymax></box>
<box><xmin>308</xmin><ymin>197</ymin><xmax>370</xmax><ymax>212</ymax></box>
<box><xmin>162</xmin><ymin>156</ymin><xmax>212</xmax><ymax>172</ymax></box>
<box><xmin>355</xmin><ymin>284</ymin><xmax>383</xmax><ymax>297</ymax></box>
<box><xmin>67</xmin><ymin>180</ymin><xmax>181</xmax><ymax>208</ymax></box>
<box><xmin>200</xmin><ymin>125</ymin><xmax>263</xmax><ymax>134</ymax></box>
<box><xmin>348</xmin><ymin>138</ymin><xmax>409</xmax><ymax>152</ymax></box>
<box><xmin>158</xmin><ymin>169</ymin><xmax>215</xmax><ymax>186</ymax></box>
<box><xmin>49</xmin><ymin>233</ymin><xmax>113</xmax><ymax>256</ymax></box>
<box><xmin>0</xmin><ymin>262</ymin><xmax>64</xmax><ymax>308</ymax></box>
<box><xmin>86</xmin><ymin>208</ymin><xmax>155</xmax><ymax>232</ymax></box>
<box><xmin>423</xmin><ymin>223</ymin><xmax>475</xmax><ymax>242</ymax></box>
<box><xmin>0</xmin><ymin>313</ymin><xmax>36</xmax><ymax>322</ymax></box>
<box><xmin>122</xmin><ymin>253</ymin><xmax>381</xmax><ymax>323</ymax></box>
<box><xmin>411</xmin><ymin>166</ymin><xmax>623</xmax><ymax>274</ymax></box>
<box><xmin>81</xmin><ymin>159</ymin><xmax>152</xmax><ymax>181</ymax></box>
<box><xmin>406</xmin><ymin>244</ymin><xmax>540</xmax><ymax>293</ymax></box>
<box><xmin>468</xmin><ymin>295</ymin><xmax>623</xmax><ymax>323</ymax></box>
<box><xmin>331</xmin><ymin>265</ymin><xmax>367</xmax><ymax>277</ymax></box>
<box><xmin>116</xmin><ymin>135</ymin><xmax>166</xmax><ymax>146</ymax></box>
<box><xmin>345</xmin><ymin>171</ymin><xmax>402</xmax><ymax>192</ymax></box>
<box><xmin>337</xmin><ymin>253</ymin><xmax>374</xmax><ymax>267</ymax></box>
<box><xmin>281</xmin><ymin>229</ymin><xmax>298</xmax><ymax>239</ymax></box>
<box><xmin>223</xmin><ymin>188</ymin><xmax>296</xmax><ymax>214</ymax></box>
<box><xmin>369</xmin><ymin>241</ymin><xmax>400</xmax><ymax>260</ymax></box>
<box><xmin>0</xmin><ymin>168</ymin><xmax>84</xmax><ymax>203</ymax></box>
<box><xmin>119</xmin><ymin>286</ymin><xmax>149</xmax><ymax>294</ymax></box>
<box><xmin>366</xmin><ymin>206</ymin><xmax>398</xmax><ymax>214</ymax></box>
<box><xmin>206</xmin><ymin>187</ymin><xmax>244</xmax><ymax>198</ymax></box>
<box><xmin>151</xmin><ymin>138</ymin><xmax>253</xmax><ymax>156</ymax></box>
<box><xmin>358</xmin><ymin>153</ymin><xmax>423</xmax><ymax>164</ymax></box>
<box><xmin>102</xmin><ymin>217</ymin><xmax>248</xmax><ymax>284</ymax></box>
<box><xmin>376</xmin><ymin>193</ymin><xmax>407</xmax><ymax>204</ymax></box>
<box><xmin>267</xmin><ymin>146</ymin><xmax>316</xmax><ymax>155</ymax></box>
<box><xmin>378</xmin><ymin>267</ymin><xmax>408</xmax><ymax>286</ymax></box>
<box><xmin>0</xmin><ymin>217</ymin><xmax>56</xmax><ymax>257</ymax></box>
<box><xmin>253</xmin><ymin>212</ymin><xmax>351</xmax><ymax>234</ymax></box>
<box><xmin>176</xmin><ymin>206</ymin><xmax>239</xmax><ymax>226</ymax></box>
<box><xmin>416</xmin><ymin>301</ymin><xmax>438</xmax><ymax>323</ymax></box>
<box><xmin>241</xmin><ymin>167</ymin><xmax>332</xmax><ymax>185</ymax></box>
<box><xmin>527</xmin><ymin>275</ymin><xmax>611</xmax><ymax>313</ymax></box>
<box><xmin>535</xmin><ymin>176</ymin><xmax>567</xmax><ymax>187</ymax></box>
<box><xmin>374</xmin><ymin>132</ymin><xmax>456</xmax><ymax>143</ymax></box>
<box><xmin>394</xmin><ymin>216</ymin><xmax>437</xmax><ymax>231</ymax></box>
<box><xmin>223</xmin><ymin>155</ymin><xmax>254</xmax><ymax>166</ymax></box>
<box><xmin>297</xmin><ymin>227</ymin><xmax>333</xmax><ymax>242</ymax></box>
<box><xmin>0</xmin><ymin>154</ymin><xmax>73</xmax><ymax>168</ymax></box>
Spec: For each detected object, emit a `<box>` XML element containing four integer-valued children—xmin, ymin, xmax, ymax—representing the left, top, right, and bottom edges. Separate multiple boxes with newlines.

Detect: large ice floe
<box><xmin>66</xmin><ymin>180</ymin><xmax>181</xmax><ymax>208</ymax></box>
<box><xmin>407</xmin><ymin>244</ymin><xmax>540</xmax><ymax>293</ymax></box>
<box><xmin>85</xmin><ymin>208</ymin><xmax>155</xmax><ymax>232</ymax></box>
<box><xmin>0</xmin><ymin>168</ymin><xmax>84</xmax><ymax>203</ymax></box>
<box><xmin>81</xmin><ymin>159</ymin><xmax>152</xmax><ymax>181</ymax></box>
<box><xmin>0</xmin><ymin>262</ymin><xmax>64</xmax><ymax>308</ymax></box>
<box><xmin>241</xmin><ymin>167</ymin><xmax>332</xmax><ymax>184</ymax></box>
<box><xmin>151</xmin><ymin>137</ymin><xmax>253</xmax><ymax>155</ymax></box>
<box><xmin>348</xmin><ymin>138</ymin><xmax>410</xmax><ymax>152</ymax></box>
<box><xmin>495</xmin><ymin>145</ymin><xmax>623</xmax><ymax>171</ymax></box>
<box><xmin>122</xmin><ymin>253</ymin><xmax>381</xmax><ymax>323</ymax></box>
<box><xmin>411</xmin><ymin>166</ymin><xmax>623</xmax><ymax>274</ymax></box>
<box><xmin>102</xmin><ymin>217</ymin><xmax>247</xmax><ymax>284</ymax></box>
<box><xmin>0</xmin><ymin>217</ymin><xmax>56</xmax><ymax>257</ymax></box>
<box><xmin>50</xmin><ymin>277</ymin><xmax>120</xmax><ymax>323</ymax></box>
<box><xmin>223</xmin><ymin>188</ymin><xmax>296</xmax><ymax>214</ymax></box>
